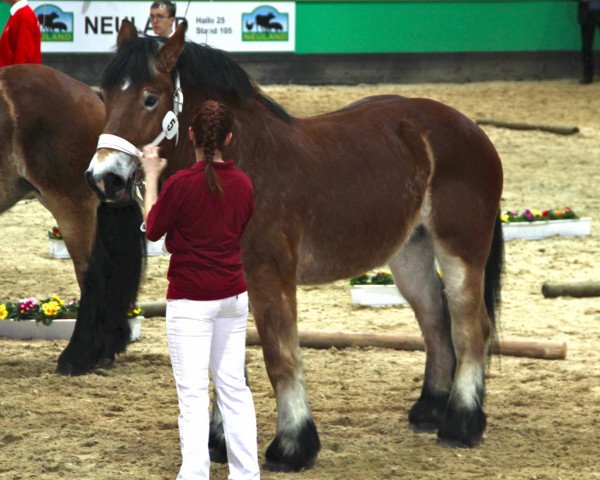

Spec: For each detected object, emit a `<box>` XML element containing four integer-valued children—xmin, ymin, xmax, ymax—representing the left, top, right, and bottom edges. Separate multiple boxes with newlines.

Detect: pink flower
<box><xmin>18</xmin><ymin>297</ymin><xmax>38</xmax><ymax>313</ymax></box>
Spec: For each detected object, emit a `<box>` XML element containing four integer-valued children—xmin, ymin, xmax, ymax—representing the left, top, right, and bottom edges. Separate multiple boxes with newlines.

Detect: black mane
<box><xmin>101</xmin><ymin>36</ymin><xmax>291</xmax><ymax>123</ymax></box>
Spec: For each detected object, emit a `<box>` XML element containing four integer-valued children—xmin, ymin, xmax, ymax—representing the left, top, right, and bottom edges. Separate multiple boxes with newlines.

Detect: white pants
<box><xmin>166</xmin><ymin>293</ymin><xmax>260</xmax><ymax>480</ymax></box>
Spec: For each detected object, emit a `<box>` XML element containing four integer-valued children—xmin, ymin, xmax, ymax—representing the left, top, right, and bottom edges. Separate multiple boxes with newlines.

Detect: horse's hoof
<box><xmin>94</xmin><ymin>355</ymin><xmax>115</xmax><ymax>369</ymax></box>
<box><xmin>264</xmin><ymin>418</ymin><xmax>320</xmax><ymax>472</ymax></box>
<box><xmin>56</xmin><ymin>360</ymin><xmax>90</xmax><ymax>376</ymax></box>
<box><xmin>57</xmin><ymin>350</ymin><xmax>101</xmax><ymax>376</ymax></box>
<box><xmin>408</xmin><ymin>390</ymin><xmax>449</xmax><ymax>432</ymax></box>
<box><xmin>437</xmin><ymin>436</ymin><xmax>482</xmax><ymax>448</ymax></box>
<box><xmin>209</xmin><ymin>447</ymin><xmax>228</xmax><ymax>464</ymax></box>
<box><xmin>437</xmin><ymin>403</ymin><xmax>486</xmax><ymax>448</ymax></box>
<box><xmin>410</xmin><ymin>421</ymin><xmax>438</xmax><ymax>434</ymax></box>
<box><xmin>209</xmin><ymin>417</ymin><xmax>227</xmax><ymax>464</ymax></box>
<box><xmin>262</xmin><ymin>460</ymin><xmax>301</xmax><ymax>473</ymax></box>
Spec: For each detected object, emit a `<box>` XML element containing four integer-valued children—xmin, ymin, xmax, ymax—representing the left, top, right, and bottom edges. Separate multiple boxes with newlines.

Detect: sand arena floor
<box><xmin>1</xmin><ymin>80</ymin><xmax>599</xmax><ymax>479</ymax></box>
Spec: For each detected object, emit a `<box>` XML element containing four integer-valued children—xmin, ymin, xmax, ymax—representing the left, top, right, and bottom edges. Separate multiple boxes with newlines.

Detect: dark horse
<box><xmin>0</xmin><ymin>64</ymin><xmax>147</xmax><ymax>375</ymax></box>
<box><xmin>85</xmin><ymin>21</ymin><xmax>504</xmax><ymax>472</ymax></box>
<box><xmin>0</xmin><ymin>64</ymin><xmax>103</xmax><ymax>288</ymax></box>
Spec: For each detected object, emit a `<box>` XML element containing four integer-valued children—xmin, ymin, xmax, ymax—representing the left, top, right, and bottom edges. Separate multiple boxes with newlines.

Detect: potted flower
<box><xmin>500</xmin><ymin>207</ymin><xmax>592</xmax><ymax>240</ymax></box>
<box><xmin>0</xmin><ymin>295</ymin><xmax>143</xmax><ymax>341</ymax></box>
<box><xmin>47</xmin><ymin>227</ymin><xmax>70</xmax><ymax>259</ymax></box>
<box><xmin>47</xmin><ymin>226</ymin><xmax>168</xmax><ymax>258</ymax></box>
<box><xmin>349</xmin><ymin>271</ymin><xmax>408</xmax><ymax>307</ymax></box>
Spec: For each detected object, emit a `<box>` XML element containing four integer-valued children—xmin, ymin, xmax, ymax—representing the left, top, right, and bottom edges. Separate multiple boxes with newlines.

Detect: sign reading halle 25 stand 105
<box><xmin>29</xmin><ymin>1</ymin><xmax>295</xmax><ymax>53</ymax></box>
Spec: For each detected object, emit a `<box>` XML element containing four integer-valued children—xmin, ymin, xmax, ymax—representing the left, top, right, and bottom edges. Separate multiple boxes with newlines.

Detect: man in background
<box><xmin>0</xmin><ymin>0</ymin><xmax>41</xmax><ymax>67</ymax></box>
<box><xmin>578</xmin><ymin>0</ymin><xmax>600</xmax><ymax>84</ymax></box>
<box><xmin>149</xmin><ymin>1</ymin><xmax>176</xmax><ymax>38</ymax></box>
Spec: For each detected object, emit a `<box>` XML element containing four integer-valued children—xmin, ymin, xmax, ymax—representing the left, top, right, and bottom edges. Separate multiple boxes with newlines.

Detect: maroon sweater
<box><xmin>146</xmin><ymin>160</ymin><xmax>254</xmax><ymax>301</ymax></box>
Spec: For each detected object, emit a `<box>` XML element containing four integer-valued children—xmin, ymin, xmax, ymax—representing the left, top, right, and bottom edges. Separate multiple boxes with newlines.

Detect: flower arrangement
<box><xmin>350</xmin><ymin>270</ymin><xmax>394</xmax><ymax>286</ymax></box>
<box><xmin>501</xmin><ymin>207</ymin><xmax>579</xmax><ymax>223</ymax></box>
<box><xmin>0</xmin><ymin>296</ymin><xmax>143</xmax><ymax>325</ymax></box>
<box><xmin>48</xmin><ymin>226</ymin><xmax>63</xmax><ymax>240</ymax></box>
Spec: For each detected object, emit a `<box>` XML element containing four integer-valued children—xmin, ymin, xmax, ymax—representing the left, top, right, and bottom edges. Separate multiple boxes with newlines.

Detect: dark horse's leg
<box><xmin>57</xmin><ymin>202</ymin><xmax>145</xmax><ymax>376</ymax></box>
<box><xmin>37</xmin><ymin>189</ymin><xmax>98</xmax><ymax>291</ymax></box>
<box><xmin>209</xmin><ymin>368</ymin><xmax>253</xmax><ymax>464</ymax></box>
<box><xmin>208</xmin><ymin>388</ymin><xmax>227</xmax><ymax>464</ymax></box>
<box><xmin>388</xmin><ymin>226</ymin><xmax>455</xmax><ymax>432</ymax></box>
<box><xmin>391</xmin><ymin>215</ymin><xmax>503</xmax><ymax>447</ymax></box>
<box><xmin>231</xmin><ymin>229</ymin><xmax>320</xmax><ymax>472</ymax></box>
<box><xmin>432</xmin><ymin>216</ymin><xmax>503</xmax><ymax>447</ymax></box>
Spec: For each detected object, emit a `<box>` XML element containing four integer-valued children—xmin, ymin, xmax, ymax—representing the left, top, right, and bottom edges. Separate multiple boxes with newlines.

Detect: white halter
<box><xmin>96</xmin><ymin>74</ymin><xmax>184</xmax><ymax>158</ymax></box>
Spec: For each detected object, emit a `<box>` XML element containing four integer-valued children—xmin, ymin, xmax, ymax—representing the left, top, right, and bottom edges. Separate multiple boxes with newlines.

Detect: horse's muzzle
<box><xmin>85</xmin><ymin>170</ymin><xmax>135</xmax><ymax>205</ymax></box>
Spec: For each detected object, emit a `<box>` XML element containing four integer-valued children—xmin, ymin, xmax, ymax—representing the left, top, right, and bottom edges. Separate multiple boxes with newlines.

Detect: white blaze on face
<box><xmin>121</xmin><ymin>77</ymin><xmax>131</xmax><ymax>91</ymax></box>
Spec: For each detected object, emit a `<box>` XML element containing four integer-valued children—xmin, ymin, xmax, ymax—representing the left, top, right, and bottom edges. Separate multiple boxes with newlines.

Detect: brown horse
<box><xmin>0</xmin><ymin>64</ymin><xmax>104</xmax><ymax>289</ymax></box>
<box><xmin>86</xmin><ymin>21</ymin><xmax>504</xmax><ymax>472</ymax></box>
<box><xmin>0</xmin><ymin>65</ymin><xmax>146</xmax><ymax>376</ymax></box>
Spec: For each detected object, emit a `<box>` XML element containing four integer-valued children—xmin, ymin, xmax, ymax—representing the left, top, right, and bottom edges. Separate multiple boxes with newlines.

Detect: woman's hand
<box><xmin>140</xmin><ymin>145</ymin><xmax>166</xmax><ymax>226</ymax></box>
<box><xmin>141</xmin><ymin>145</ymin><xmax>168</xmax><ymax>178</ymax></box>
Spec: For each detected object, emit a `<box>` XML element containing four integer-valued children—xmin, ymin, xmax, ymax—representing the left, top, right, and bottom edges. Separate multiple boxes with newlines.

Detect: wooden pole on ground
<box><xmin>245</xmin><ymin>329</ymin><xmax>566</xmax><ymax>360</ymax></box>
<box><xmin>476</xmin><ymin>119</ymin><xmax>579</xmax><ymax>136</ymax></box>
<box><xmin>139</xmin><ymin>301</ymin><xmax>166</xmax><ymax>318</ymax></box>
<box><xmin>138</xmin><ymin>303</ymin><xmax>566</xmax><ymax>360</ymax></box>
<box><xmin>542</xmin><ymin>281</ymin><xmax>600</xmax><ymax>298</ymax></box>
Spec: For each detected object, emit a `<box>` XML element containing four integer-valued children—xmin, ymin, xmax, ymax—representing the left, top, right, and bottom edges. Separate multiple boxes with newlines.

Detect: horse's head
<box><xmin>86</xmin><ymin>19</ymin><xmax>187</xmax><ymax>204</ymax></box>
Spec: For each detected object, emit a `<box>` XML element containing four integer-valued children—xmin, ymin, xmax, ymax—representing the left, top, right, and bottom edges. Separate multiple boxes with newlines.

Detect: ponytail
<box><xmin>190</xmin><ymin>101</ymin><xmax>233</xmax><ymax>194</ymax></box>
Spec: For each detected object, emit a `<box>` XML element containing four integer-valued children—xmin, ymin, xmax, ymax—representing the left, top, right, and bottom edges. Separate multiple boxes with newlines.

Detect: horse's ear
<box><xmin>156</xmin><ymin>20</ymin><xmax>187</xmax><ymax>73</ymax></box>
<box><xmin>117</xmin><ymin>19</ymin><xmax>138</xmax><ymax>49</ymax></box>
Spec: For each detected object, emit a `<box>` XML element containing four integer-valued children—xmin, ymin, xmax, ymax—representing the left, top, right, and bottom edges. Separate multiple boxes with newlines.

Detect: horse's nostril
<box><xmin>84</xmin><ymin>171</ymin><xmax>98</xmax><ymax>190</ymax></box>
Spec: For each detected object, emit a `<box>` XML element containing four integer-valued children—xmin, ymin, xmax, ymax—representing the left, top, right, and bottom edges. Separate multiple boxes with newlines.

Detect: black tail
<box><xmin>57</xmin><ymin>202</ymin><xmax>146</xmax><ymax>375</ymax></box>
<box><xmin>484</xmin><ymin>214</ymin><xmax>504</xmax><ymax>334</ymax></box>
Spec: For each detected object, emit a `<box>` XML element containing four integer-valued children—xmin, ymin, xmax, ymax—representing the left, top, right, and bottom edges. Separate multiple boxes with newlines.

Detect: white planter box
<box><xmin>350</xmin><ymin>285</ymin><xmax>409</xmax><ymax>307</ymax></box>
<box><xmin>146</xmin><ymin>236</ymin><xmax>167</xmax><ymax>256</ymax></box>
<box><xmin>502</xmin><ymin>217</ymin><xmax>592</xmax><ymax>241</ymax></box>
<box><xmin>0</xmin><ymin>316</ymin><xmax>142</xmax><ymax>341</ymax></box>
<box><xmin>48</xmin><ymin>239</ymin><xmax>70</xmax><ymax>259</ymax></box>
<box><xmin>48</xmin><ymin>237</ymin><xmax>168</xmax><ymax>259</ymax></box>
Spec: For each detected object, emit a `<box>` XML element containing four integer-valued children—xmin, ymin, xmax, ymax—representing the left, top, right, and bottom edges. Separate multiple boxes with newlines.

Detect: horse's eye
<box><xmin>144</xmin><ymin>96</ymin><xmax>159</xmax><ymax>108</ymax></box>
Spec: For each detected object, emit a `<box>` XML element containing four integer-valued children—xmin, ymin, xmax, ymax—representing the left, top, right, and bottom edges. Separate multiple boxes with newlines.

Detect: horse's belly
<box><xmin>295</xmin><ymin>211</ymin><xmax>419</xmax><ymax>285</ymax></box>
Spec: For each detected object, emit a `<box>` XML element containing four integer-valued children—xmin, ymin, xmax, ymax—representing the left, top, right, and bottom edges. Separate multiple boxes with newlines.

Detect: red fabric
<box><xmin>0</xmin><ymin>2</ymin><xmax>41</xmax><ymax>67</ymax></box>
<box><xmin>146</xmin><ymin>160</ymin><xmax>254</xmax><ymax>301</ymax></box>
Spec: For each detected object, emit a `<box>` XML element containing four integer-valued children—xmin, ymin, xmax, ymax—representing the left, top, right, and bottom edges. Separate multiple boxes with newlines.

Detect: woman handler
<box><xmin>140</xmin><ymin>100</ymin><xmax>259</xmax><ymax>480</ymax></box>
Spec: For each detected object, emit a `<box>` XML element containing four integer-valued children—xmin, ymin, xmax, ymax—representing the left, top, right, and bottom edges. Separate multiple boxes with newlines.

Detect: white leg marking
<box><xmin>453</xmin><ymin>360</ymin><xmax>483</xmax><ymax>410</ymax></box>
<box><xmin>276</xmin><ymin>353</ymin><xmax>311</xmax><ymax>455</ymax></box>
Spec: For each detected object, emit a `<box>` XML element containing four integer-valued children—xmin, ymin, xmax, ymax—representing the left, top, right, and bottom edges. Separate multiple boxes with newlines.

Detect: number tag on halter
<box><xmin>162</xmin><ymin>111</ymin><xmax>179</xmax><ymax>140</ymax></box>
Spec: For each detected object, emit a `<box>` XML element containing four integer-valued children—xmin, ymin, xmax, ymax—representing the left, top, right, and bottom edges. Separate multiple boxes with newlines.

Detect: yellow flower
<box><xmin>500</xmin><ymin>213</ymin><xmax>509</xmax><ymax>223</ymax></box>
<box><xmin>129</xmin><ymin>307</ymin><xmax>142</xmax><ymax>317</ymax></box>
<box><xmin>50</xmin><ymin>295</ymin><xmax>64</xmax><ymax>306</ymax></box>
<box><xmin>41</xmin><ymin>300</ymin><xmax>61</xmax><ymax>317</ymax></box>
<box><xmin>0</xmin><ymin>304</ymin><xmax>8</xmax><ymax>320</ymax></box>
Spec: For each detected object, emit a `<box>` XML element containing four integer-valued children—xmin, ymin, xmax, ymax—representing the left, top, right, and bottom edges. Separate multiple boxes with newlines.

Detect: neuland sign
<box><xmin>29</xmin><ymin>1</ymin><xmax>295</xmax><ymax>53</ymax></box>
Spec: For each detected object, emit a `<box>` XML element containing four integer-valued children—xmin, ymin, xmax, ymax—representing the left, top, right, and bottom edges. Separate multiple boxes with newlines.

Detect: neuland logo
<box><xmin>242</xmin><ymin>6</ymin><xmax>288</xmax><ymax>42</ymax></box>
<box><xmin>35</xmin><ymin>4</ymin><xmax>74</xmax><ymax>42</ymax></box>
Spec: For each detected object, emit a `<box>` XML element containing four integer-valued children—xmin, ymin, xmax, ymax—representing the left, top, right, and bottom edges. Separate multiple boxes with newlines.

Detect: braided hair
<box><xmin>190</xmin><ymin>101</ymin><xmax>233</xmax><ymax>194</ymax></box>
